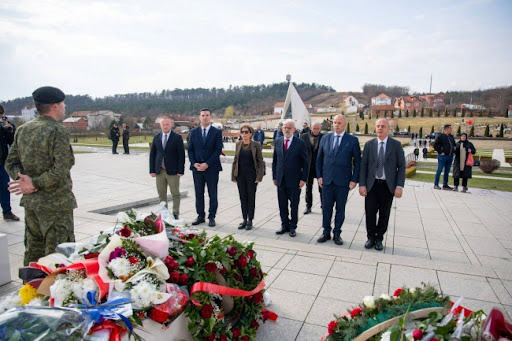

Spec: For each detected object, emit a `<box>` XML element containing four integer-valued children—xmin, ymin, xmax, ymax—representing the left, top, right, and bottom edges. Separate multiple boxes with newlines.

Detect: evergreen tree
<box><xmin>395</xmin><ymin>125</ymin><xmax>400</xmax><ymax>133</ymax></box>
<box><xmin>421</xmin><ymin>107</ymin><xmax>424</xmax><ymax>117</ymax></box>
<box><xmin>347</xmin><ymin>122</ymin><xmax>351</xmax><ymax>133</ymax></box>
<box><xmin>384</xmin><ymin>110</ymin><xmax>387</xmax><ymax>118</ymax></box>
<box><xmin>399</xmin><ymin>110</ymin><xmax>402</xmax><ymax>118</ymax></box>
<box><xmin>461</xmin><ymin>108</ymin><xmax>465</xmax><ymax>117</ymax></box>
<box><xmin>431</xmin><ymin>125</ymin><xmax>434</xmax><ymax>134</ymax></box>
<box><xmin>444</xmin><ymin>108</ymin><xmax>448</xmax><ymax>117</ymax></box>
<box><xmin>469</xmin><ymin>125</ymin><xmax>474</xmax><ymax>137</ymax></box>
<box><xmin>419</xmin><ymin>127</ymin><xmax>423</xmax><ymax>138</ymax></box>
<box><xmin>364</xmin><ymin>122</ymin><xmax>368</xmax><ymax>134</ymax></box>
<box><xmin>484</xmin><ymin>124</ymin><xmax>490</xmax><ymax>137</ymax></box>
<box><xmin>479</xmin><ymin>110</ymin><xmax>483</xmax><ymax>117</ymax></box>
<box><xmin>359</xmin><ymin>112</ymin><xmax>364</xmax><ymax>120</ymax></box>
<box><xmin>413</xmin><ymin>109</ymin><xmax>417</xmax><ymax>117</ymax></box>
<box><xmin>391</xmin><ymin>111</ymin><xmax>394</xmax><ymax>118</ymax></box>
<box><xmin>437</xmin><ymin>110</ymin><xmax>440</xmax><ymax>117</ymax></box>
<box><xmin>457</xmin><ymin>125</ymin><xmax>461</xmax><ymax>136</ymax></box>
<box><xmin>407</xmin><ymin>125</ymin><xmax>411</xmax><ymax>134</ymax></box>
<box><xmin>356</xmin><ymin>123</ymin><xmax>360</xmax><ymax>132</ymax></box>
<box><xmin>453</xmin><ymin>108</ymin><xmax>457</xmax><ymax>117</ymax></box>
<box><xmin>470</xmin><ymin>111</ymin><xmax>473</xmax><ymax>117</ymax></box>
<box><xmin>429</xmin><ymin>108</ymin><xmax>433</xmax><ymax>117</ymax></box>
<box><xmin>499</xmin><ymin>123</ymin><xmax>504</xmax><ymax>137</ymax></box>
<box><xmin>405</xmin><ymin>110</ymin><xmax>409</xmax><ymax>117</ymax></box>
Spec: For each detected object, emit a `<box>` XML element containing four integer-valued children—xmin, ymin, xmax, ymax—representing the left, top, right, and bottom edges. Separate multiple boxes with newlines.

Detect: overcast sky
<box><xmin>1</xmin><ymin>0</ymin><xmax>511</xmax><ymax>101</ymax></box>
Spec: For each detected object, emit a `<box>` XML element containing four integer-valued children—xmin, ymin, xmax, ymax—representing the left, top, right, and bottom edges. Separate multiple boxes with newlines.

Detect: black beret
<box><xmin>32</xmin><ymin>86</ymin><xmax>65</xmax><ymax>104</ymax></box>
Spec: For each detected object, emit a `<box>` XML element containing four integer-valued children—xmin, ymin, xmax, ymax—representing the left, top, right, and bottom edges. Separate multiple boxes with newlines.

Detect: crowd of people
<box><xmin>5</xmin><ymin>86</ymin><xmax>479</xmax><ymax>266</ymax></box>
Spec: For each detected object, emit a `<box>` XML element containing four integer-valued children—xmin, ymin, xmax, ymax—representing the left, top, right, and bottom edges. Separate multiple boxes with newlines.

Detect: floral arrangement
<box><xmin>104</xmin><ymin>239</ymin><xmax>148</xmax><ymax>282</ymax></box>
<box><xmin>50</xmin><ymin>269</ymin><xmax>98</xmax><ymax>307</ymax></box>
<box><xmin>0</xmin><ymin>284</ymin><xmax>45</xmax><ymax>313</ymax></box>
<box><xmin>325</xmin><ymin>284</ymin><xmax>451</xmax><ymax>341</ymax></box>
<box><xmin>168</xmin><ymin>231</ymin><xmax>271</xmax><ymax>341</ymax></box>
<box><xmin>116</xmin><ymin>209</ymin><xmax>160</xmax><ymax>237</ymax></box>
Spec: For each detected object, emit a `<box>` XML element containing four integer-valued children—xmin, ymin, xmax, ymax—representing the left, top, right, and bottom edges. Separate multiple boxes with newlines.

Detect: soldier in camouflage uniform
<box><xmin>5</xmin><ymin>86</ymin><xmax>77</xmax><ymax>265</ymax></box>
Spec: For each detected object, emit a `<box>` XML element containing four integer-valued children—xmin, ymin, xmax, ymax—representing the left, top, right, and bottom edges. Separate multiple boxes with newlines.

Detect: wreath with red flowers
<box><xmin>165</xmin><ymin>231</ymin><xmax>271</xmax><ymax>341</ymax></box>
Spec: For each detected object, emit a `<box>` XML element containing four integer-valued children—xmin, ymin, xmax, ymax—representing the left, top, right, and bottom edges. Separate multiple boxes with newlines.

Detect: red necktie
<box><xmin>285</xmin><ymin>139</ymin><xmax>289</xmax><ymax>150</ymax></box>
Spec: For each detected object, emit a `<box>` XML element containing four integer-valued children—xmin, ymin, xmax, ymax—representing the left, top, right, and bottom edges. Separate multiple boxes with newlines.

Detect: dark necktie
<box><xmin>202</xmin><ymin>128</ymin><xmax>207</xmax><ymax>143</ymax></box>
<box><xmin>285</xmin><ymin>139</ymin><xmax>289</xmax><ymax>150</ymax></box>
<box><xmin>162</xmin><ymin>134</ymin><xmax>168</xmax><ymax>149</ymax></box>
<box><xmin>376</xmin><ymin>142</ymin><xmax>385</xmax><ymax>178</ymax></box>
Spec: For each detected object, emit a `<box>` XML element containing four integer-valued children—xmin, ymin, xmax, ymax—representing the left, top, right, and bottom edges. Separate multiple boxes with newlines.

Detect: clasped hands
<box><xmin>8</xmin><ymin>173</ymin><xmax>38</xmax><ymax>195</ymax></box>
<box><xmin>193</xmin><ymin>163</ymin><xmax>209</xmax><ymax>172</ymax></box>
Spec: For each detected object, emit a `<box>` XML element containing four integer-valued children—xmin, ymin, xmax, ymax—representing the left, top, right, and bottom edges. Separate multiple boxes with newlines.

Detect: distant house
<box><xmin>342</xmin><ymin>95</ymin><xmax>359</xmax><ymax>113</ymax></box>
<box><xmin>394</xmin><ymin>96</ymin><xmax>423</xmax><ymax>112</ymax></box>
<box><xmin>21</xmin><ymin>105</ymin><xmax>38</xmax><ymax>122</ymax></box>
<box><xmin>370</xmin><ymin>105</ymin><xmax>395</xmax><ymax>118</ymax></box>
<box><xmin>63</xmin><ymin>117</ymin><xmax>88</xmax><ymax>132</ymax></box>
<box><xmin>419</xmin><ymin>94</ymin><xmax>445</xmax><ymax>109</ymax></box>
<box><xmin>371</xmin><ymin>93</ymin><xmax>392</xmax><ymax>106</ymax></box>
<box><xmin>70</xmin><ymin>110</ymin><xmax>121</xmax><ymax>130</ymax></box>
<box><xmin>274</xmin><ymin>101</ymin><xmax>312</xmax><ymax>115</ymax></box>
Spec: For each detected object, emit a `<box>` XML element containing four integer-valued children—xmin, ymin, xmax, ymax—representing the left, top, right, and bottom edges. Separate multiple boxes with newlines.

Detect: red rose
<box><xmin>236</xmin><ymin>255</ymin><xmax>247</xmax><ymax>269</ymax></box>
<box><xmin>144</xmin><ymin>216</ymin><xmax>153</xmax><ymax>226</ymax></box>
<box><xmin>227</xmin><ymin>246</ymin><xmax>237</xmax><ymax>257</ymax></box>
<box><xmin>204</xmin><ymin>332</ymin><xmax>215</xmax><ymax>341</ymax></box>
<box><xmin>200</xmin><ymin>304</ymin><xmax>214</xmax><ymax>319</ymax></box>
<box><xmin>128</xmin><ymin>256</ymin><xmax>139</xmax><ymax>264</ymax></box>
<box><xmin>219</xmin><ymin>266</ymin><xmax>227</xmax><ymax>274</ymax></box>
<box><xmin>119</xmin><ymin>225</ymin><xmax>132</xmax><ymax>237</ymax></box>
<box><xmin>249</xmin><ymin>267</ymin><xmax>258</xmax><ymax>278</ymax></box>
<box><xmin>187</xmin><ymin>233</ymin><xmax>197</xmax><ymax>239</ymax></box>
<box><xmin>328</xmin><ymin>320</ymin><xmax>338</xmax><ymax>335</ymax></box>
<box><xmin>168</xmin><ymin>272</ymin><xmax>180</xmax><ymax>283</ymax></box>
<box><xmin>393</xmin><ymin>288</ymin><xmax>403</xmax><ymax>297</ymax></box>
<box><xmin>84</xmin><ymin>252</ymin><xmax>98</xmax><ymax>259</ymax></box>
<box><xmin>350</xmin><ymin>307</ymin><xmax>363</xmax><ymax>317</ymax></box>
<box><xmin>241</xmin><ymin>336</ymin><xmax>249</xmax><ymax>341</ymax></box>
<box><xmin>253</xmin><ymin>291</ymin><xmax>263</xmax><ymax>304</ymax></box>
<box><xmin>412</xmin><ymin>329</ymin><xmax>423</xmax><ymax>340</ymax></box>
<box><xmin>247</xmin><ymin>250</ymin><xmax>255</xmax><ymax>259</ymax></box>
<box><xmin>185</xmin><ymin>257</ymin><xmax>196</xmax><ymax>267</ymax></box>
<box><xmin>166</xmin><ymin>260</ymin><xmax>178</xmax><ymax>272</ymax></box>
<box><xmin>234</xmin><ymin>273</ymin><xmax>242</xmax><ymax>282</ymax></box>
<box><xmin>164</xmin><ymin>255</ymin><xmax>175</xmax><ymax>265</ymax></box>
<box><xmin>217</xmin><ymin>336</ymin><xmax>227</xmax><ymax>341</ymax></box>
<box><xmin>250</xmin><ymin>320</ymin><xmax>259</xmax><ymax>330</ymax></box>
<box><xmin>179</xmin><ymin>273</ymin><xmax>189</xmax><ymax>285</ymax></box>
<box><xmin>232</xmin><ymin>328</ymin><xmax>241</xmax><ymax>338</ymax></box>
<box><xmin>205</xmin><ymin>262</ymin><xmax>217</xmax><ymax>273</ymax></box>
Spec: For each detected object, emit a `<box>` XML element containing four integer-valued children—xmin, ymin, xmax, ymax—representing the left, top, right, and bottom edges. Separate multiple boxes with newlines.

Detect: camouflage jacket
<box><xmin>5</xmin><ymin>115</ymin><xmax>77</xmax><ymax>211</ymax></box>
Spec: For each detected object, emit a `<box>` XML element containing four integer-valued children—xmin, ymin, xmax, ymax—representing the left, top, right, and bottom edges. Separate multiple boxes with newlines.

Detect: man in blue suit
<box><xmin>254</xmin><ymin>124</ymin><xmax>265</xmax><ymax>146</ymax></box>
<box><xmin>316</xmin><ymin>114</ymin><xmax>361</xmax><ymax>245</ymax></box>
<box><xmin>149</xmin><ymin>116</ymin><xmax>185</xmax><ymax>219</ymax></box>
<box><xmin>187</xmin><ymin>109</ymin><xmax>223</xmax><ymax>227</ymax></box>
<box><xmin>272</xmin><ymin>120</ymin><xmax>309</xmax><ymax>237</ymax></box>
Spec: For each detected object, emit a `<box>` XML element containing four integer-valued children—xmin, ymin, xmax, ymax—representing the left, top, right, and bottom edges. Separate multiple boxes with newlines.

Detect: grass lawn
<box><xmin>408</xmin><ymin>173</ymin><xmax>512</xmax><ymax>192</ymax></box>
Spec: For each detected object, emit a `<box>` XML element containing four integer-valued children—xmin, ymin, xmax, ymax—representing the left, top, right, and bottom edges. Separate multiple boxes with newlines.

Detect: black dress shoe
<box><xmin>364</xmin><ymin>239</ymin><xmax>375</xmax><ymax>249</ymax></box>
<box><xmin>173</xmin><ymin>214</ymin><xmax>179</xmax><ymax>220</ymax></box>
<box><xmin>303</xmin><ymin>208</ymin><xmax>311</xmax><ymax>215</ymax></box>
<box><xmin>245</xmin><ymin>220</ymin><xmax>253</xmax><ymax>230</ymax></box>
<box><xmin>191</xmin><ymin>217</ymin><xmax>205</xmax><ymax>225</ymax></box>
<box><xmin>208</xmin><ymin>218</ymin><xmax>216</xmax><ymax>227</ymax></box>
<box><xmin>375</xmin><ymin>240</ymin><xmax>384</xmax><ymax>251</ymax></box>
<box><xmin>317</xmin><ymin>234</ymin><xmax>331</xmax><ymax>243</ymax></box>
<box><xmin>275</xmin><ymin>228</ymin><xmax>290</xmax><ymax>235</ymax></box>
<box><xmin>238</xmin><ymin>220</ymin><xmax>247</xmax><ymax>229</ymax></box>
<box><xmin>333</xmin><ymin>236</ymin><xmax>343</xmax><ymax>245</ymax></box>
<box><xmin>289</xmin><ymin>229</ymin><xmax>296</xmax><ymax>237</ymax></box>
<box><xmin>3</xmin><ymin>212</ymin><xmax>20</xmax><ymax>221</ymax></box>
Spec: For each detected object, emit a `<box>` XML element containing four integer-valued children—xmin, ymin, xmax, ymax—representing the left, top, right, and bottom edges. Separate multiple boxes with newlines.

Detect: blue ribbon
<box><xmin>71</xmin><ymin>291</ymin><xmax>134</xmax><ymax>334</ymax></box>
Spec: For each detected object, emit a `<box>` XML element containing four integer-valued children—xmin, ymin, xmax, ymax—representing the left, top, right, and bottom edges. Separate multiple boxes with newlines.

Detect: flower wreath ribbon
<box><xmin>61</xmin><ymin>259</ymin><xmax>110</xmax><ymax>299</ymax></box>
<box><xmin>189</xmin><ymin>279</ymin><xmax>266</xmax><ymax>306</ymax></box>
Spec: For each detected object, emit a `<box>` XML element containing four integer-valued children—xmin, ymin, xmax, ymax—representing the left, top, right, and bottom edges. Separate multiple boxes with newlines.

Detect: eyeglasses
<box><xmin>241</xmin><ymin>131</ymin><xmax>250</xmax><ymax>134</ymax></box>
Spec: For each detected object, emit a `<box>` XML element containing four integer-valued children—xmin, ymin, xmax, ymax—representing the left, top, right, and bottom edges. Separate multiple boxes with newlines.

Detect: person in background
<box><xmin>149</xmin><ymin>116</ymin><xmax>185</xmax><ymax>219</ymax></box>
<box><xmin>302</xmin><ymin>122</ymin><xmax>324</xmax><ymax>214</ymax></box>
<box><xmin>231</xmin><ymin>125</ymin><xmax>265</xmax><ymax>230</ymax></box>
<box><xmin>0</xmin><ymin>105</ymin><xmax>19</xmax><ymax>221</ymax></box>
<box><xmin>422</xmin><ymin>146</ymin><xmax>428</xmax><ymax>160</ymax></box>
<box><xmin>414</xmin><ymin>147</ymin><xmax>419</xmax><ymax>161</ymax></box>
<box><xmin>453</xmin><ymin>133</ymin><xmax>476</xmax><ymax>193</ymax></box>
<box><xmin>122</xmin><ymin>123</ymin><xmax>130</xmax><ymax>154</ymax></box>
<box><xmin>273</xmin><ymin>122</ymin><xmax>283</xmax><ymax>141</ymax></box>
<box><xmin>6</xmin><ymin>86</ymin><xmax>76</xmax><ymax>265</ymax></box>
<box><xmin>301</xmin><ymin>122</ymin><xmax>310</xmax><ymax>135</ymax></box>
<box><xmin>110</xmin><ymin>123</ymin><xmax>120</xmax><ymax>154</ymax></box>
<box><xmin>253</xmin><ymin>124</ymin><xmax>265</xmax><ymax>147</ymax></box>
<box><xmin>433</xmin><ymin>124</ymin><xmax>456</xmax><ymax>190</ymax></box>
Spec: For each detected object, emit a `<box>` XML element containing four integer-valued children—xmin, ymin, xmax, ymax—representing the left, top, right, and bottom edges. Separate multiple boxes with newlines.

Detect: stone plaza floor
<box><xmin>1</xmin><ymin>149</ymin><xmax>511</xmax><ymax>340</ymax></box>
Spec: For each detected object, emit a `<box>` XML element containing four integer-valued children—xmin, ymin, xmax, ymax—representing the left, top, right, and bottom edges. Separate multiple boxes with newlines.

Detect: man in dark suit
<box><xmin>254</xmin><ymin>124</ymin><xmax>265</xmax><ymax>146</ymax></box>
<box><xmin>316</xmin><ymin>114</ymin><xmax>360</xmax><ymax>245</ymax></box>
<box><xmin>110</xmin><ymin>123</ymin><xmax>120</xmax><ymax>154</ymax></box>
<box><xmin>272</xmin><ymin>120</ymin><xmax>308</xmax><ymax>237</ymax></box>
<box><xmin>433</xmin><ymin>124</ymin><xmax>456</xmax><ymax>190</ymax></box>
<box><xmin>122</xmin><ymin>123</ymin><xmax>130</xmax><ymax>154</ymax></box>
<box><xmin>150</xmin><ymin>116</ymin><xmax>185</xmax><ymax>219</ymax></box>
<box><xmin>302</xmin><ymin>122</ymin><xmax>323</xmax><ymax>214</ymax></box>
<box><xmin>273</xmin><ymin>122</ymin><xmax>283</xmax><ymax>141</ymax></box>
<box><xmin>359</xmin><ymin>118</ymin><xmax>405</xmax><ymax>251</ymax></box>
<box><xmin>188</xmin><ymin>108</ymin><xmax>223</xmax><ymax>227</ymax></box>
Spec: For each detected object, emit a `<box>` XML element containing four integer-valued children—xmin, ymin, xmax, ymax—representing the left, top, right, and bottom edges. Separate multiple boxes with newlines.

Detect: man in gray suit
<box><xmin>359</xmin><ymin>118</ymin><xmax>405</xmax><ymax>251</ymax></box>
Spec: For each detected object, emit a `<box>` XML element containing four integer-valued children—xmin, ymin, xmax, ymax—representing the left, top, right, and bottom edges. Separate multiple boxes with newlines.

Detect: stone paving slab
<box><xmin>0</xmin><ymin>151</ymin><xmax>511</xmax><ymax>341</ymax></box>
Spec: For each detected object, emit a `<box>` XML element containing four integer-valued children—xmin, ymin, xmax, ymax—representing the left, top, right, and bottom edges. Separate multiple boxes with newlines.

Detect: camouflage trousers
<box><xmin>23</xmin><ymin>208</ymin><xmax>75</xmax><ymax>266</ymax></box>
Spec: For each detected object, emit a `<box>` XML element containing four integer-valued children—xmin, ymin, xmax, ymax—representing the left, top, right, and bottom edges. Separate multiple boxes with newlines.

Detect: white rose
<box><xmin>380</xmin><ymin>294</ymin><xmax>392</xmax><ymax>301</ymax></box>
<box><xmin>116</xmin><ymin>212</ymin><xmax>131</xmax><ymax>223</ymax></box>
<box><xmin>380</xmin><ymin>331</ymin><xmax>391</xmax><ymax>341</ymax></box>
<box><xmin>409</xmin><ymin>288</ymin><xmax>417</xmax><ymax>294</ymax></box>
<box><xmin>363</xmin><ymin>295</ymin><xmax>376</xmax><ymax>309</ymax></box>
